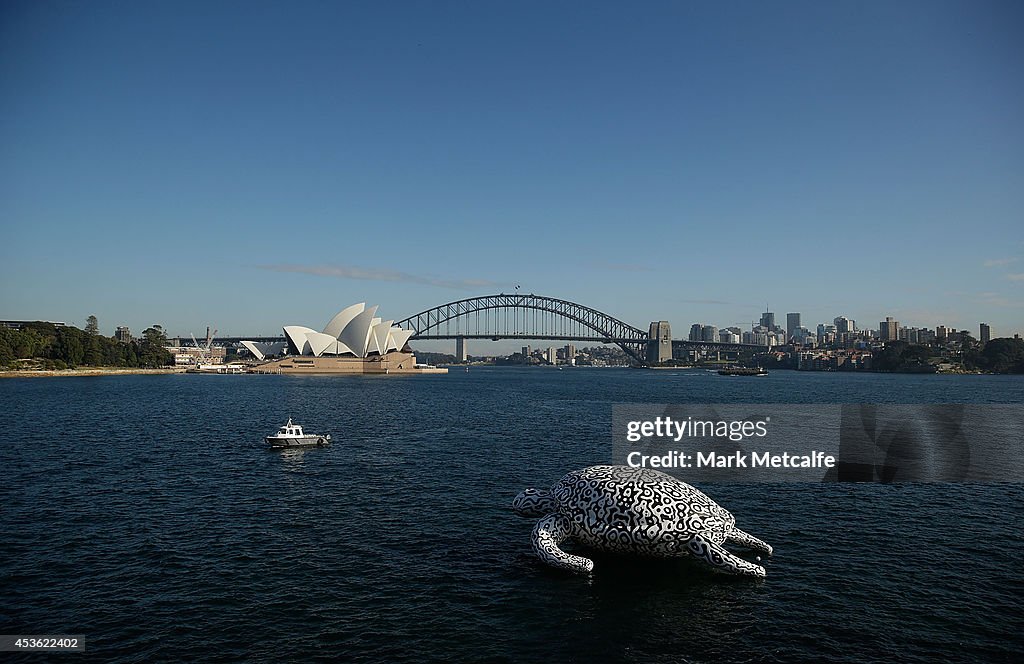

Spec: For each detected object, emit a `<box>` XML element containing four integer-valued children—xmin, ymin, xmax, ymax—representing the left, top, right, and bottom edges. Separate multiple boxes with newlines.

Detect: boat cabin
<box><xmin>278</xmin><ymin>418</ymin><xmax>303</xmax><ymax>436</ymax></box>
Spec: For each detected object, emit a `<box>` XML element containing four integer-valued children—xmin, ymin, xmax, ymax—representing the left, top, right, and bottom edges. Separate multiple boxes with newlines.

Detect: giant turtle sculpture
<box><xmin>513</xmin><ymin>465</ymin><xmax>772</xmax><ymax>577</ymax></box>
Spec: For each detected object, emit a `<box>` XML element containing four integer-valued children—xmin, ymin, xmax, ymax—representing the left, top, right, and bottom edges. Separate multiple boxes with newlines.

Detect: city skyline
<box><xmin>7</xmin><ymin>301</ymin><xmax>1008</xmax><ymax>360</ymax></box>
<box><xmin>2</xmin><ymin>2</ymin><xmax>1022</xmax><ymax>341</ymax></box>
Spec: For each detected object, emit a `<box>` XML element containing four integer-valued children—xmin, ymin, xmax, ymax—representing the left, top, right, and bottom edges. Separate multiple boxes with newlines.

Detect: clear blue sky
<box><xmin>2</xmin><ymin>1</ymin><xmax>1022</xmax><ymax>349</ymax></box>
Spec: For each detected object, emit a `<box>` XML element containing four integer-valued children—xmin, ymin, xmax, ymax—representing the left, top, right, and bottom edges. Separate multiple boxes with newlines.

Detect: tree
<box><xmin>142</xmin><ymin>325</ymin><xmax>168</xmax><ymax>346</ymax></box>
<box><xmin>53</xmin><ymin>327</ymin><xmax>85</xmax><ymax>366</ymax></box>
<box><xmin>85</xmin><ymin>315</ymin><xmax>99</xmax><ymax>336</ymax></box>
<box><xmin>872</xmin><ymin>341</ymin><xmax>935</xmax><ymax>371</ymax></box>
<box><xmin>137</xmin><ymin>325</ymin><xmax>172</xmax><ymax>367</ymax></box>
<box><xmin>84</xmin><ymin>334</ymin><xmax>102</xmax><ymax>365</ymax></box>
<box><xmin>978</xmin><ymin>338</ymin><xmax>1024</xmax><ymax>373</ymax></box>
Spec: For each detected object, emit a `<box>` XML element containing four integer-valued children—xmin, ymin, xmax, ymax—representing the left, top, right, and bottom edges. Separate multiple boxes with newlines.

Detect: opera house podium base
<box><xmin>249</xmin><ymin>352</ymin><xmax>448</xmax><ymax>375</ymax></box>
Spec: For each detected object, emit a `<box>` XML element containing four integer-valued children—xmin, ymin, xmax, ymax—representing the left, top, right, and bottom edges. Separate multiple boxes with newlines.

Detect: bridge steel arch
<box><xmin>396</xmin><ymin>293</ymin><xmax>650</xmax><ymax>364</ymax></box>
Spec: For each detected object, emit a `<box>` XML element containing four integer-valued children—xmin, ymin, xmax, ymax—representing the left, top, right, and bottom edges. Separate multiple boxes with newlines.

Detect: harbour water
<box><xmin>2</xmin><ymin>368</ymin><xmax>1022</xmax><ymax>662</ymax></box>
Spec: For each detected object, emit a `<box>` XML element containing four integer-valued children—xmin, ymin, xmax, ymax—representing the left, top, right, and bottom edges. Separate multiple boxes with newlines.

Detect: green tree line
<box><xmin>0</xmin><ymin>320</ymin><xmax>172</xmax><ymax>370</ymax></box>
<box><xmin>873</xmin><ymin>338</ymin><xmax>1024</xmax><ymax>373</ymax></box>
<box><xmin>965</xmin><ymin>337</ymin><xmax>1024</xmax><ymax>373</ymax></box>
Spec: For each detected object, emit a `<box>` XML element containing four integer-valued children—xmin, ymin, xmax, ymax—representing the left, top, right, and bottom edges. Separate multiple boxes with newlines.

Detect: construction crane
<box><xmin>189</xmin><ymin>326</ymin><xmax>218</xmax><ymax>365</ymax></box>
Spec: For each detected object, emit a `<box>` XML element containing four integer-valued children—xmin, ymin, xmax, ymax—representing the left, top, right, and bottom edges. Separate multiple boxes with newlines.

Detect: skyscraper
<box><xmin>786</xmin><ymin>313</ymin><xmax>801</xmax><ymax>340</ymax></box>
<box><xmin>760</xmin><ymin>310</ymin><xmax>775</xmax><ymax>330</ymax></box>
<box><xmin>834</xmin><ymin>316</ymin><xmax>853</xmax><ymax>335</ymax></box>
<box><xmin>980</xmin><ymin>323</ymin><xmax>991</xmax><ymax>345</ymax></box>
<box><xmin>879</xmin><ymin>317</ymin><xmax>899</xmax><ymax>342</ymax></box>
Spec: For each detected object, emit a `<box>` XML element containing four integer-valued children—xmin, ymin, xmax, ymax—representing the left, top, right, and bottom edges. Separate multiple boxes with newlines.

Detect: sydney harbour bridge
<box><xmin>395</xmin><ymin>293</ymin><xmax>766</xmax><ymax>364</ymax></box>
<box><xmin>221</xmin><ymin>293</ymin><xmax>767</xmax><ymax>365</ymax></box>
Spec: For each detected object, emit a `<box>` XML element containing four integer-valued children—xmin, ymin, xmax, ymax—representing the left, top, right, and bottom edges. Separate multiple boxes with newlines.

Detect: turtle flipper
<box><xmin>726</xmin><ymin>527</ymin><xmax>773</xmax><ymax>556</ymax></box>
<box><xmin>531</xmin><ymin>513</ymin><xmax>594</xmax><ymax>574</ymax></box>
<box><xmin>686</xmin><ymin>533</ymin><xmax>766</xmax><ymax>578</ymax></box>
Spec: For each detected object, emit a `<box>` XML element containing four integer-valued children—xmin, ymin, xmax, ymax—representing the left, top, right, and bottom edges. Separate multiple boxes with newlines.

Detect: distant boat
<box><xmin>718</xmin><ymin>367</ymin><xmax>768</xmax><ymax>377</ymax></box>
<box><xmin>265</xmin><ymin>418</ymin><xmax>331</xmax><ymax>448</ymax></box>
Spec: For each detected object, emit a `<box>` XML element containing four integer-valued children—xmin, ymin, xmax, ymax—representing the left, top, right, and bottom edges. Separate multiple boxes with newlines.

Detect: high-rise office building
<box><xmin>980</xmin><ymin>323</ymin><xmax>991</xmax><ymax>345</ymax></box>
<box><xmin>760</xmin><ymin>310</ymin><xmax>775</xmax><ymax>330</ymax></box>
<box><xmin>786</xmin><ymin>313</ymin><xmax>801</xmax><ymax>340</ymax></box>
<box><xmin>834</xmin><ymin>316</ymin><xmax>853</xmax><ymax>335</ymax></box>
<box><xmin>702</xmin><ymin>325</ymin><xmax>718</xmax><ymax>342</ymax></box>
<box><xmin>456</xmin><ymin>337</ymin><xmax>468</xmax><ymax>362</ymax></box>
<box><xmin>547</xmin><ymin>347</ymin><xmax>557</xmax><ymax>364</ymax></box>
<box><xmin>689</xmin><ymin>324</ymin><xmax>703</xmax><ymax>342</ymax></box>
<box><xmin>719</xmin><ymin>329</ymin><xmax>740</xmax><ymax>343</ymax></box>
<box><xmin>879</xmin><ymin>317</ymin><xmax>899</xmax><ymax>342</ymax></box>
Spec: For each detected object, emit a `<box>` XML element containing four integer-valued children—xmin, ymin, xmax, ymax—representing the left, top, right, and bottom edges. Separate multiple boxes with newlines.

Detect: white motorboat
<box><xmin>265</xmin><ymin>417</ymin><xmax>331</xmax><ymax>448</ymax></box>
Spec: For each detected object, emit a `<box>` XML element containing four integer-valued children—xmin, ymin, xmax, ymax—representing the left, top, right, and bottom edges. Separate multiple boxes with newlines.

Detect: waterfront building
<box><xmin>980</xmin><ymin>323</ymin><xmax>991</xmax><ymax>345</ymax></box>
<box><xmin>522</xmin><ymin>345</ymin><xmax>531</xmax><ymax>357</ymax></box>
<box><xmin>689</xmin><ymin>324</ymin><xmax>703</xmax><ymax>342</ymax></box>
<box><xmin>456</xmin><ymin>337</ymin><xmax>468</xmax><ymax>362</ymax></box>
<box><xmin>701</xmin><ymin>325</ymin><xmax>717</xmax><ymax>342</ymax></box>
<box><xmin>547</xmin><ymin>347</ymin><xmax>557</xmax><ymax>364</ymax></box>
<box><xmin>564</xmin><ymin>344</ymin><xmax>576</xmax><ymax>365</ymax></box>
<box><xmin>276</xmin><ymin>303</ymin><xmax>413</xmax><ymax>358</ymax></box>
<box><xmin>167</xmin><ymin>344</ymin><xmax>228</xmax><ymax>366</ymax></box>
<box><xmin>239</xmin><ymin>303</ymin><xmax>444</xmax><ymax>374</ymax></box>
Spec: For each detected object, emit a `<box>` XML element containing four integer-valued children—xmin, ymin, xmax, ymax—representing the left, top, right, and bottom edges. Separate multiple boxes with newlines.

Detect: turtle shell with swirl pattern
<box><xmin>513</xmin><ymin>465</ymin><xmax>772</xmax><ymax>577</ymax></box>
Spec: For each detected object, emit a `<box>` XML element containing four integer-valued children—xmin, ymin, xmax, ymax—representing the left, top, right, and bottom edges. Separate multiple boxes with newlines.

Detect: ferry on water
<box><xmin>717</xmin><ymin>367</ymin><xmax>768</xmax><ymax>377</ymax></box>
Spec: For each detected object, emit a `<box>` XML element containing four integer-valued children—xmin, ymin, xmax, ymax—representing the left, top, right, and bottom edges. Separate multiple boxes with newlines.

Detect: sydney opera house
<box><xmin>241</xmin><ymin>303</ymin><xmax>445</xmax><ymax>374</ymax></box>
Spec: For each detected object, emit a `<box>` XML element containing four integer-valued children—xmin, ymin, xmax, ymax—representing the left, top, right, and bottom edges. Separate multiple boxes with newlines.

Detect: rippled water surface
<box><xmin>2</xmin><ymin>369</ymin><xmax>1023</xmax><ymax>662</ymax></box>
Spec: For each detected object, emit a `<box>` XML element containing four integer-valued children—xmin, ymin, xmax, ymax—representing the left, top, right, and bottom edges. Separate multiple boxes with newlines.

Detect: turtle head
<box><xmin>512</xmin><ymin>488</ymin><xmax>555</xmax><ymax>517</ymax></box>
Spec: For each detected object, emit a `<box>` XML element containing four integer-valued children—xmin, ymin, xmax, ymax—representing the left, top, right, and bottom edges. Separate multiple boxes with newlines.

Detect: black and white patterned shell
<box><xmin>550</xmin><ymin>465</ymin><xmax>735</xmax><ymax>550</ymax></box>
<box><xmin>513</xmin><ymin>464</ymin><xmax>772</xmax><ymax>577</ymax></box>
